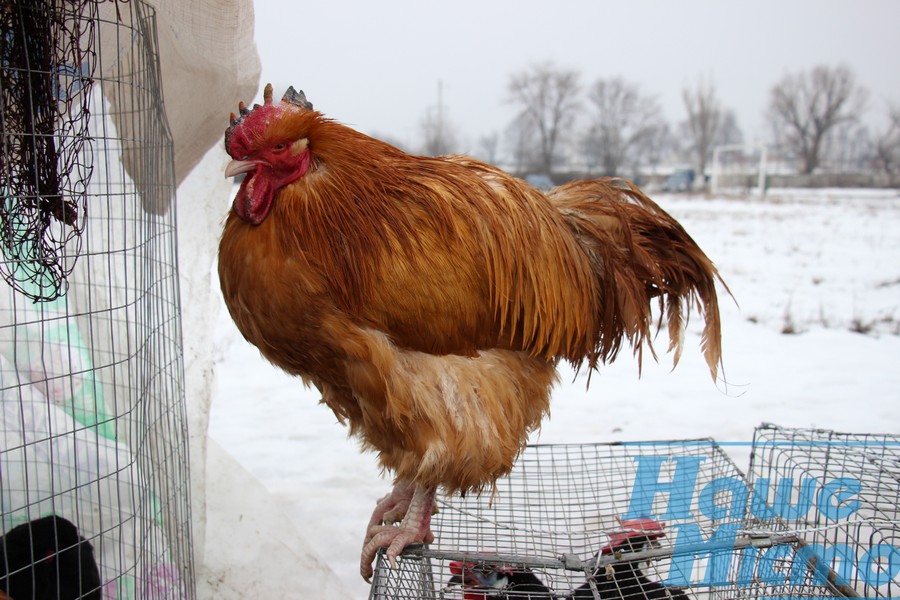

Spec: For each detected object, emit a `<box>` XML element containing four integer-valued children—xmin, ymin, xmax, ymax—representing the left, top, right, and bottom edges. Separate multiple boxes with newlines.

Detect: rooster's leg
<box><xmin>360</xmin><ymin>481</ymin><xmax>436</xmax><ymax>581</ymax></box>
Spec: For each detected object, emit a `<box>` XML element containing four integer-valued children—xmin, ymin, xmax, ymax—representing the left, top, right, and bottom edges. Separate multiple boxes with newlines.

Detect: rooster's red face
<box><xmin>224</xmin><ymin>84</ymin><xmax>317</xmax><ymax>225</ymax></box>
<box><xmin>600</xmin><ymin>518</ymin><xmax>667</xmax><ymax>554</ymax></box>
<box><xmin>448</xmin><ymin>561</ymin><xmax>528</xmax><ymax>599</ymax></box>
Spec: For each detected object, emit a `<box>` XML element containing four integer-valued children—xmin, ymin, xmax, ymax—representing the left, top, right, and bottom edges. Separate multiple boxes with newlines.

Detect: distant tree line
<box><xmin>417</xmin><ymin>62</ymin><xmax>899</xmax><ymax>183</ymax></box>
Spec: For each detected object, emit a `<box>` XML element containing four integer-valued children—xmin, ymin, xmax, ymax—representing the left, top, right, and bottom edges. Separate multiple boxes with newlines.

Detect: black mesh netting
<box><xmin>0</xmin><ymin>0</ymin><xmax>96</xmax><ymax>302</ymax></box>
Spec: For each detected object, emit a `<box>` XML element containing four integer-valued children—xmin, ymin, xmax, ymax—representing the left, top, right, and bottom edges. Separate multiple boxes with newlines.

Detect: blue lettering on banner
<box><xmin>613</xmin><ymin>442</ymin><xmax>899</xmax><ymax>593</ymax></box>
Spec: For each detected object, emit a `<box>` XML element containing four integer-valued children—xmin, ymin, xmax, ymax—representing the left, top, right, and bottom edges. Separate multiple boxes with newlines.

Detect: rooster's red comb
<box><xmin>600</xmin><ymin>518</ymin><xmax>667</xmax><ymax>555</ymax></box>
<box><xmin>225</xmin><ymin>84</ymin><xmax>314</xmax><ymax>150</ymax></box>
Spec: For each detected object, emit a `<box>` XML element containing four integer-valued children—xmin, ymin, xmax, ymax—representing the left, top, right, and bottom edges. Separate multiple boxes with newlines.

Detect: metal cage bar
<box><xmin>370</xmin><ymin>437</ymin><xmax>853</xmax><ymax>599</ymax></box>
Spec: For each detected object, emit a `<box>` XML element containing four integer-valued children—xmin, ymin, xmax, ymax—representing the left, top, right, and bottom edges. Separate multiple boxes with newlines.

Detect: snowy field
<box><xmin>208</xmin><ymin>187</ymin><xmax>900</xmax><ymax>599</ymax></box>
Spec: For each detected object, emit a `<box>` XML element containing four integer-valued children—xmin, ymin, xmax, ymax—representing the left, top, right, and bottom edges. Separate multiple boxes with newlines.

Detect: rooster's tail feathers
<box><xmin>547</xmin><ymin>178</ymin><xmax>727</xmax><ymax>380</ymax></box>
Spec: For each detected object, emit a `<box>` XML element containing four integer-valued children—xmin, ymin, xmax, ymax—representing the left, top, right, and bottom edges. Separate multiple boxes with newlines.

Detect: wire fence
<box><xmin>1</xmin><ymin>1</ymin><xmax>192</xmax><ymax>598</ymax></box>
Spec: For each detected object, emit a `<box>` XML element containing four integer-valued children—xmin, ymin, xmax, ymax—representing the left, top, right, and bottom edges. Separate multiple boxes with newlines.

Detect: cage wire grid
<box><xmin>1</xmin><ymin>1</ymin><xmax>193</xmax><ymax>599</ymax></box>
<box><xmin>747</xmin><ymin>424</ymin><xmax>900</xmax><ymax>598</ymax></box>
<box><xmin>370</xmin><ymin>431</ymin><xmax>899</xmax><ymax>599</ymax></box>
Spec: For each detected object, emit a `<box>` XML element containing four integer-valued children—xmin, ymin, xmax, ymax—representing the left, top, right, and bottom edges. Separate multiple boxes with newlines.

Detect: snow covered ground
<box><xmin>208</xmin><ymin>187</ymin><xmax>900</xmax><ymax>599</ymax></box>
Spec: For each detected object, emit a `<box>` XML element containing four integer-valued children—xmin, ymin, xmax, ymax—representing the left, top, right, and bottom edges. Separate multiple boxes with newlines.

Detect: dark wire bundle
<box><xmin>0</xmin><ymin>0</ymin><xmax>96</xmax><ymax>302</ymax></box>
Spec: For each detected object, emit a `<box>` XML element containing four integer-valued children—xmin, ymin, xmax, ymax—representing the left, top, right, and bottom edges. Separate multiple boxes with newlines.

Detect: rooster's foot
<box><xmin>360</xmin><ymin>482</ymin><xmax>436</xmax><ymax>581</ymax></box>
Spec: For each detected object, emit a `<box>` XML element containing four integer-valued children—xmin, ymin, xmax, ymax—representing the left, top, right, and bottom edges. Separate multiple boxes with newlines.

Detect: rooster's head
<box><xmin>599</xmin><ymin>518</ymin><xmax>667</xmax><ymax>555</ymax></box>
<box><xmin>224</xmin><ymin>84</ymin><xmax>318</xmax><ymax>225</ymax></box>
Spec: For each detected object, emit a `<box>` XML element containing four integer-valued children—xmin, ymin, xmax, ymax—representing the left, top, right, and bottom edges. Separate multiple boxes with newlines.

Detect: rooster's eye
<box><xmin>273</xmin><ymin>143</ymin><xmax>287</xmax><ymax>152</ymax></box>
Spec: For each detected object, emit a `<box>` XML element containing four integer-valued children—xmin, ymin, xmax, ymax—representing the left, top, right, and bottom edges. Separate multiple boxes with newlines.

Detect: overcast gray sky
<box><xmin>253</xmin><ymin>0</ymin><xmax>900</xmax><ymax>153</ymax></box>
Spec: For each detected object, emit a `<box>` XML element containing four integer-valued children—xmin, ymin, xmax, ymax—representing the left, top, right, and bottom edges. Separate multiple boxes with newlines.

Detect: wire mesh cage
<box><xmin>748</xmin><ymin>423</ymin><xmax>900</xmax><ymax>598</ymax></box>
<box><xmin>369</xmin><ymin>437</ymin><xmax>871</xmax><ymax>599</ymax></box>
<box><xmin>1</xmin><ymin>1</ymin><xmax>192</xmax><ymax>598</ymax></box>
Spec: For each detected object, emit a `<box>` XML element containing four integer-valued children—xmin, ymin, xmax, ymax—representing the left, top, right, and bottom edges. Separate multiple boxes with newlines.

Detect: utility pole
<box><xmin>437</xmin><ymin>80</ymin><xmax>444</xmax><ymax>146</ymax></box>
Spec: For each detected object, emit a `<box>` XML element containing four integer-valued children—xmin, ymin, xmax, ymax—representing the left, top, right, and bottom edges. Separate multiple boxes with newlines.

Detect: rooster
<box><xmin>445</xmin><ymin>520</ymin><xmax>688</xmax><ymax>599</ymax></box>
<box><xmin>573</xmin><ymin>519</ymin><xmax>689</xmax><ymax>599</ymax></box>
<box><xmin>219</xmin><ymin>84</ymin><xmax>725</xmax><ymax>580</ymax></box>
<box><xmin>448</xmin><ymin>560</ymin><xmax>553</xmax><ymax>599</ymax></box>
<box><xmin>0</xmin><ymin>515</ymin><xmax>101</xmax><ymax>600</ymax></box>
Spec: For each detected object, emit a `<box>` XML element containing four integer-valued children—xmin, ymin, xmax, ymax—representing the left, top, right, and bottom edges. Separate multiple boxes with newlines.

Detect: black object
<box><xmin>0</xmin><ymin>515</ymin><xmax>102</xmax><ymax>600</ymax></box>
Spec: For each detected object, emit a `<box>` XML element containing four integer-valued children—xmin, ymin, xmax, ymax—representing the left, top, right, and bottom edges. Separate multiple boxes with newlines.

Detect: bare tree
<box><xmin>766</xmin><ymin>64</ymin><xmax>868</xmax><ymax>174</ymax></box>
<box><xmin>419</xmin><ymin>80</ymin><xmax>459</xmax><ymax>156</ymax></box>
<box><xmin>419</xmin><ymin>107</ymin><xmax>458</xmax><ymax>156</ymax></box>
<box><xmin>581</xmin><ymin>77</ymin><xmax>664</xmax><ymax>176</ymax></box>
<box><xmin>643</xmin><ymin>122</ymin><xmax>675</xmax><ymax>175</ymax></box>
<box><xmin>682</xmin><ymin>78</ymin><xmax>725</xmax><ymax>177</ymax></box>
<box><xmin>873</xmin><ymin>104</ymin><xmax>900</xmax><ymax>178</ymax></box>
<box><xmin>507</xmin><ymin>62</ymin><xmax>580</xmax><ymax>173</ymax></box>
<box><xmin>832</xmin><ymin>122</ymin><xmax>871</xmax><ymax>172</ymax></box>
<box><xmin>718</xmin><ymin>110</ymin><xmax>744</xmax><ymax>147</ymax></box>
<box><xmin>504</xmin><ymin>113</ymin><xmax>539</xmax><ymax>173</ymax></box>
<box><xmin>477</xmin><ymin>132</ymin><xmax>501</xmax><ymax>165</ymax></box>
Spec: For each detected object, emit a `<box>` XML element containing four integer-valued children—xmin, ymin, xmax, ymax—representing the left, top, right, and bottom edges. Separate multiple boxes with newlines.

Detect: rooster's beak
<box><xmin>225</xmin><ymin>159</ymin><xmax>258</xmax><ymax>179</ymax></box>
